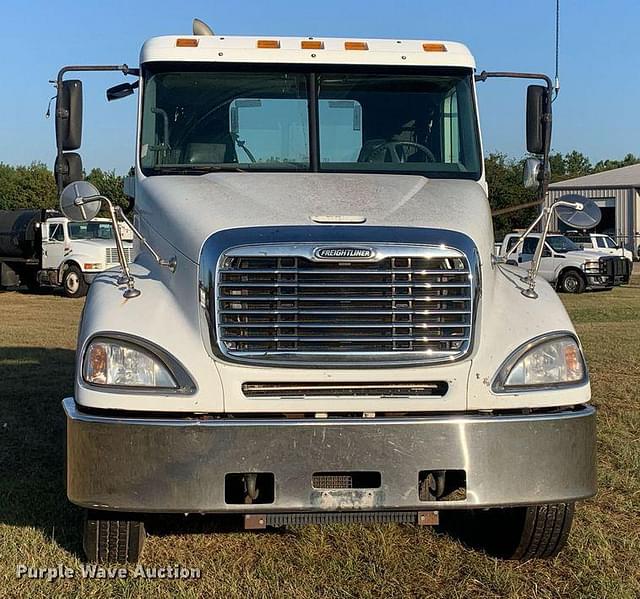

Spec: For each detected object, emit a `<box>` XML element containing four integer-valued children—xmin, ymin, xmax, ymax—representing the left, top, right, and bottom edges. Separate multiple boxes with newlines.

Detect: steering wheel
<box><xmin>366</xmin><ymin>140</ymin><xmax>436</xmax><ymax>163</ymax></box>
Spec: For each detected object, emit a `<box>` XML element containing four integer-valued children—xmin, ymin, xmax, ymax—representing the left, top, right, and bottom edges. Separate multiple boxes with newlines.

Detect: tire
<box><xmin>558</xmin><ymin>270</ymin><xmax>586</xmax><ymax>294</ymax></box>
<box><xmin>440</xmin><ymin>503</ymin><xmax>575</xmax><ymax>560</ymax></box>
<box><xmin>83</xmin><ymin>510</ymin><xmax>145</xmax><ymax>563</ymax></box>
<box><xmin>62</xmin><ymin>264</ymin><xmax>88</xmax><ymax>298</ymax></box>
<box><xmin>508</xmin><ymin>503</ymin><xmax>575</xmax><ymax>559</ymax></box>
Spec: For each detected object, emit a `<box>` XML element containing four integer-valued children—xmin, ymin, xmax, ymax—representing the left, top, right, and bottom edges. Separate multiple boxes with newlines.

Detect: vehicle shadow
<box><xmin>0</xmin><ymin>346</ymin><xmax>84</xmax><ymax>559</ymax></box>
<box><xmin>0</xmin><ymin>345</ymin><xmax>286</xmax><ymax>562</ymax></box>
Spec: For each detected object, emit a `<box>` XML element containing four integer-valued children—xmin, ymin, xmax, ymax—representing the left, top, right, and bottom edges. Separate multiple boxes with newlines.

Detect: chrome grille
<box><xmin>214</xmin><ymin>243</ymin><xmax>475</xmax><ymax>365</ymax></box>
<box><xmin>105</xmin><ymin>247</ymin><xmax>131</xmax><ymax>264</ymax></box>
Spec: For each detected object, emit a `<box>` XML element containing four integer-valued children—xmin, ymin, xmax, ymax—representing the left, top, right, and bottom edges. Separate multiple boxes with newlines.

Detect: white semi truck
<box><xmin>54</xmin><ymin>22</ymin><xmax>597</xmax><ymax>563</ymax></box>
<box><xmin>0</xmin><ymin>210</ymin><xmax>133</xmax><ymax>297</ymax></box>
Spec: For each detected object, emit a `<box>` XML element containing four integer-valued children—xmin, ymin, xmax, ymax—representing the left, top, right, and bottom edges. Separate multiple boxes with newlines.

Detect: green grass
<box><xmin>0</xmin><ymin>282</ymin><xmax>639</xmax><ymax>598</ymax></box>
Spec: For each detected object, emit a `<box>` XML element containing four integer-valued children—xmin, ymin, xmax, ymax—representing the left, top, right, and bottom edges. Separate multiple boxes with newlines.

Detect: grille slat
<box><xmin>219</xmin><ymin>282</ymin><xmax>470</xmax><ymax>288</ymax></box>
<box><xmin>220</xmin><ymin>309</ymin><xmax>472</xmax><ymax>315</ymax></box>
<box><xmin>221</xmin><ymin>323</ymin><xmax>470</xmax><ymax>329</ymax></box>
<box><xmin>105</xmin><ymin>247</ymin><xmax>132</xmax><ymax>264</ymax></box>
<box><xmin>227</xmin><ymin>268</ymin><xmax>471</xmax><ymax>275</ymax></box>
<box><xmin>219</xmin><ymin>295</ymin><xmax>471</xmax><ymax>302</ymax></box>
<box><xmin>215</xmin><ymin>245</ymin><xmax>474</xmax><ymax>364</ymax></box>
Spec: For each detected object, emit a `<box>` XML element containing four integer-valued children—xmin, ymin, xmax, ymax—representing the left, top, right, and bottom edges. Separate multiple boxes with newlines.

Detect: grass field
<box><xmin>1</xmin><ymin>281</ymin><xmax>639</xmax><ymax>598</ymax></box>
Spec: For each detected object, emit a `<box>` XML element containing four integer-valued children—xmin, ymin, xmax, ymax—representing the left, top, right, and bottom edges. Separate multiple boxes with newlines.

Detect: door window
<box><xmin>49</xmin><ymin>224</ymin><xmax>64</xmax><ymax>242</ymax></box>
<box><xmin>522</xmin><ymin>237</ymin><xmax>539</xmax><ymax>255</ymax></box>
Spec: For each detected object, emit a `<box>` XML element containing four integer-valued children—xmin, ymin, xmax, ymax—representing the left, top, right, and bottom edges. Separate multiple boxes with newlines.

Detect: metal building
<box><xmin>548</xmin><ymin>163</ymin><xmax>640</xmax><ymax>254</ymax></box>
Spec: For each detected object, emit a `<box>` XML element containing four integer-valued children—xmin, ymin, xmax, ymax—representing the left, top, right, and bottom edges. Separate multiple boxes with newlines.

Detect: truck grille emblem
<box><xmin>313</xmin><ymin>247</ymin><xmax>375</xmax><ymax>260</ymax></box>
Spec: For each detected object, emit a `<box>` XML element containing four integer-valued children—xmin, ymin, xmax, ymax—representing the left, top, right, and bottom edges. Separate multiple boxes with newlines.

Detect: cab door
<box><xmin>42</xmin><ymin>221</ymin><xmax>67</xmax><ymax>270</ymax></box>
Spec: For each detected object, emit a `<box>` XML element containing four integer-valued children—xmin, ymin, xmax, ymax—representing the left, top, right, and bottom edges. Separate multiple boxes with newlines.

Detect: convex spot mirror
<box><xmin>526</xmin><ymin>85</ymin><xmax>550</xmax><ymax>155</ymax></box>
<box><xmin>59</xmin><ymin>181</ymin><xmax>102</xmax><ymax>222</ymax></box>
<box><xmin>54</xmin><ymin>152</ymin><xmax>83</xmax><ymax>188</ymax></box>
<box><xmin>56</xmin><ymin>80</ymin><xmax>83</xmax><ymax>151</ymax></box>
<box><xmin>523</xmin><ymin>157</ymin><xmax>542</xmax><ymax>189</ymax></box>
<box><xmin>555</xmin><ymin>195</ymin><xmax>602</xmax><ymax>229</ymax></box>
<box><xmin>106</xmin><ymin>80</ymin><xmax>139</xmax><ymax>102</ymax></box>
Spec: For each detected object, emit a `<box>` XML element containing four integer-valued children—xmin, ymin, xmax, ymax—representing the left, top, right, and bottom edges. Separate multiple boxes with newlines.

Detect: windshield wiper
<box><xmin>148</xmin><ymin>165</ymin><xmax>246</xmax><ymax>175</ymax></box>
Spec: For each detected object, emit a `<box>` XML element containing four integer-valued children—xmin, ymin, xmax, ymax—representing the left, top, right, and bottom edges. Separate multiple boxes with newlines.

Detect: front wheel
<box><xmin>441</xmin><ymin>502</ymin><xmax>575</xmax><ymax>560</ymax></box>
<box><xmin>558</xmin><ymin>270</ymin><xmax>586</xmax><ymax>294</ymax></box>
<box><xmin>62</xmin><ymin>265</ymin><xmax>88</xmax><ymax>298</ymax></box>
<box><xmin>83</xmin><ymin>510</ymin><xmax>145</xmax><ymax>563</ymax></box>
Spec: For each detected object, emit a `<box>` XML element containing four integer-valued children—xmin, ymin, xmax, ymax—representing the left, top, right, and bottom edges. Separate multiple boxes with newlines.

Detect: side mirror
<box><xmin>523</xmin><ymin>157</ymin><xmax>542</xmax><ymax>188</ymax></box>
<box><xmin>56</xmin><ymin>80</ymin><xmax>83</xmax><ymax>151</ymax></box>
<box><xmin>106</xmin><ymin>80</ymin><xmax>139</xmax><ymax>102</ymax></box>
<box><xmin>54</xmin><ymin>152</ymin><xmax>83</xmax><ymax>188</ymax></box>
<box><xmin>526</xmin><ymin>85</ymin><xmax>548</xmax><ymax>155</ymax></box>
<box><xmin>59</xmin><ymin>180</ymin><xmax>102</xmax><ymax>222</ymax></box>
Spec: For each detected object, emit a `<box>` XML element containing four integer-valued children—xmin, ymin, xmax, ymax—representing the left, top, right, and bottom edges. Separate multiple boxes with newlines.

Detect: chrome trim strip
<box><xmin>198</xmin><ymin>226</ymin><xmax>481</xmax><ymax>368</ymax></box>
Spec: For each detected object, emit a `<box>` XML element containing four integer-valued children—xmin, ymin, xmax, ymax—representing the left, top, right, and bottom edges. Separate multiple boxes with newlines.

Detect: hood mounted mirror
<box><xmin>555</xmin><ymin>194</ymin><xmax>602</xmax><ymax>229</ymax></box>
<box><xmin>59</xmin><ymin>181</ymin><xmax>176</xmax><ymax>299</ymax></box>
<box><xmin>504</xmin><ymin>195</ymin><xmax>601</xmax><ymax>299</ymax></box>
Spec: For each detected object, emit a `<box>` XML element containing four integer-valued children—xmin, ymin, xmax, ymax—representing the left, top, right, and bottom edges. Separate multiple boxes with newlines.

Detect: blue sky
<box><xmin>0</xmin><ymin>0</ymin><xmax>638</xmax><ymax>173</ymax></box>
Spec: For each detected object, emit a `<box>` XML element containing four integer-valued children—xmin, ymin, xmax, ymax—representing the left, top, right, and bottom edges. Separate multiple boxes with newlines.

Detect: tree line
<box><xmin>1</xmin><ymin>152</ymin><xmax>638</xmax><ymax>238</ymax></box>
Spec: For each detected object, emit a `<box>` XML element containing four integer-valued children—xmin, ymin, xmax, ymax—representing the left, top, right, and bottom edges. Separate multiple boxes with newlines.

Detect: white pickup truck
<box><xmin>565</xmin><ymin>232</ymin><xmax>634</xmax><ymax>262</ymax></box>
<box><xmin>53</xmin><ymin>22</ymin><xmax>596</xmax><ymax>563</ymax></box>
<box><xmin>0</xmin><ymin>210</ymin><xmax>133</xmax><ymax>297</ymax></box>
<box><xmin>500</xmin><ymin>232</ymin><xmax>631</xmax><ymax>293</ymax></box>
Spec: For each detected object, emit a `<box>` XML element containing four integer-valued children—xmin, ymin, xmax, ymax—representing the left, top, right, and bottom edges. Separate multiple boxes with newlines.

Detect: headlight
<box><xmin>493</xmin><ymin>333</ymin><xmax>587</xmax><ymax>392</ymax></box>
<box><xmin>83</xmin><ymin>338</ymin><xmax>177</xmax><ymax>388</ymax></box>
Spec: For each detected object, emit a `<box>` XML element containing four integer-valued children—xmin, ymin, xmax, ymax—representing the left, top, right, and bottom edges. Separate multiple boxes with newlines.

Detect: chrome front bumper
<box><xmin>63</xmin><ymin>398</ymin><xmax>596</xmax><ymax>513</ymax></box>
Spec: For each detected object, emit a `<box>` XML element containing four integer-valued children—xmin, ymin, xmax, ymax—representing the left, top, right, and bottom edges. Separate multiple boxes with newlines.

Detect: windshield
<box><xmin>68</xmin><ymin>222</ymin><xmax>114</xmax><ymax>240</ymax></box>
<box><xmin>547</xmin><ymin>235</ymin><xmax>580</xmax><ymax>253</ymax></box>
<box><xmin>140</xmin><ymin>64</ymin><xmax>481</xmax><ymax>178</ymax></box>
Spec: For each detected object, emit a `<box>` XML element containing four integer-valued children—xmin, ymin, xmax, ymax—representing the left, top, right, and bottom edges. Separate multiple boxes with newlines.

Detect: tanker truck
<box><xmin>0</xmin><ymin>209</ymin><xmax>133</xmax><ymax>297</ymax></box>
<box><xmin>53</xmin><ymin>21</ymin><xmax>597</xmax><ymax>563</ymax></box>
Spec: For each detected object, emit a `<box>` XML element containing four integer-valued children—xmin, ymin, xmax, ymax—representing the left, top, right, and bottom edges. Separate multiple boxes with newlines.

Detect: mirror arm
<box><xmin>54</xmin><ymin>64</ymin><xmax>139</xmax><ymax>193</ymax></box>
<box><xmin>80</xmin><ymin>194</ymin><xmax>140</xmax><ymax>298</ymax></box>
<box><xmin>521</xmin><ymin>200</ymin><xmax>584</xmax><ymax>299</ymax></box>
<box><xmin>477</xmin><ymin>70</ymin><xmax>554</xmax><ymax>214</ymax></box>
<box><xmin>115</xmin><ymin>207</ymin><xmax>177</xmax><ymax>272</ymax></box>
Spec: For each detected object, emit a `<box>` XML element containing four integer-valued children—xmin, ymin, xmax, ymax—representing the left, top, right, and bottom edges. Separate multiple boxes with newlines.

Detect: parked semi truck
<box><xmin>0</xmin><ymin>210</ymin><xmax>133</xmax><ymax>297</ymax></box>
<box><xmin>54</xmin><ymin>21</ymin><xmax>597</xmax><ymax>563</ymax></box>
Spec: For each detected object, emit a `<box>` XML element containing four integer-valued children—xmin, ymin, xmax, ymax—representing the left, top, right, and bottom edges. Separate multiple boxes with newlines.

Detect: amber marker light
<box><xmin>257</xmin><ymin>39</ymin><xmax>281</xmax><ymax>49</ymax></box>
<box><xmin>423</xmin><ymin>43</ymin><xmax>447</xmax><ymax>52</ymax></box>
<box><xmin>301</xmin><ymin>40</ymin><xmax>325</xmax><ymax>50</ymax></box>
<box><xmin>345</xmin><ymin>41</ymin><xmax>369</xmax><ymax>51</ymax></box>
<box><xmin>176</xmin><ymin>38</ymin><xmax>199</xmax><ymax>47</ymax></box>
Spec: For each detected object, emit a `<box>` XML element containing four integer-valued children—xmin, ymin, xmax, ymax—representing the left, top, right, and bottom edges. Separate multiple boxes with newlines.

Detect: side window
<box><xmin>522</xmin><ymin>237</ymin><xmax>539</xmax><ymax>255</ymax></box>
<box><xmin>506</xmin><ymin>237</ymin><xmax>518</xmax><ymax>253</ymax></box>
<box><xmin>49</xmin><ymin>224</ymin><xmax>64</xmax><ymax>242</ymax></box>
<box><xmin>595</xmin><ymin>237</ymin><xmax>606</xmax><ymax>248</ymax></box>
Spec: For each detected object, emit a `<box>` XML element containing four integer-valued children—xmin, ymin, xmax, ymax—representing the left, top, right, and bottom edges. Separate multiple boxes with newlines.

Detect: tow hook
<box><xmin>244</xmin><ymin>473</ymin><xmax>260</xmax><ymax>504</ymax></box>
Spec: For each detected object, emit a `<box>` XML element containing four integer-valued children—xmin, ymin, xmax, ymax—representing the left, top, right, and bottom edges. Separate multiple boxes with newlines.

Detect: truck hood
<box><xmin>580</xmin><ymin>246</ymin><xmax>633</xmax><ymax>260</ymax></box>
<box><xmin>137</xmin><ymin>173</ymin><xmax>493</xmax><ymax>263</ymax></box>
<box><xmin>564</xmin><ymin>250</ymin><xmax>614</xmax><ymax>261</ymax></box>
<box><xmin>71</xmin><ymin>239</ymin><xmax>133</xmax><ymax>250</ymax></box>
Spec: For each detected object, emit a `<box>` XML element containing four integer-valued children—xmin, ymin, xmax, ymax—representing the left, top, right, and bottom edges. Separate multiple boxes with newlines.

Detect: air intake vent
<box><xmin>214</xmin><ymin>242</ymin><xmax>476</xmax><ymax>366</ymax></box>
<box><xmin>242</xmin><ymin>381</ymin><xmax>448</xmax><ymax>399</ymax></box>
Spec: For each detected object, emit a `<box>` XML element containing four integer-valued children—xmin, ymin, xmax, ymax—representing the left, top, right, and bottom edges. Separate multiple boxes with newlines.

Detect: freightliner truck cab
<box><xmin>54</xmin><ymin>23</ymin><xmax>596</xmax><ymax>563</ymax></box>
